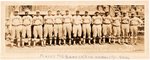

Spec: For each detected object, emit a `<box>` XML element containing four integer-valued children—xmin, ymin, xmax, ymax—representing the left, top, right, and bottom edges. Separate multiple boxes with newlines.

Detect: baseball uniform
<box><xmin>112</xmin><ymin>16</ymin><xmax>121</xmax><ymax>44</ymax></box>
<box><xmin>5</xmin><ymin>18</ymin><xmax>11</xmax><ymax>41</ymax></box>
<box><xmin>121</xmin><ymin>15</ymin><xmax>130</xmax><ymax>43</ymax></box>
<box><xmin>102</xmin><ymin>15</ymin><xmax>112</xmax><ymax>43</ymax></box>
<box><xmin>22</xmin><ymin>15</ymin><xmax>32</xmax><ymax>47</ymax></box>
<box><xmin>11</xmin><ymin>15</ymin><xmax>22</xmax><ymax>47</ymax></box>
<box><xmin>92</xmin><ymin>15</ymin><xmax>103</xmax><ymax>44</ymax></box>
<box><xmin>22</xmin><ymin>15</ymin><xmax>32</xmax><ymax>42</ymax></box>
<box><xmin>72</xmin><ymin>15</ymin><xmax>82</xmax><ymax>44</ymax></box>
<box><xmin>44</xmin><ymin>15</ymin><xmax>54</xmax><ymax>45</ymax></box>
<box><xmin>54</xmin><ymin>14</ymin><xmax>63</xmax><ymax>45</ymax></box>
<box><xmin>33</xmin><ymin>15</ymin><xmax>43</xmax><ymax>41</ymax></box>
<box><xmin>130</xmin><ymin>17</ymin><xmax>143</xmax><ymax>44</ymax></box>
<box><xmin>63</xmin><ymin>14</ymin><xmax>72</xmax><ymax>45</ymax></box>
<box><xmin>82</xmin><ymin>15</ymin><xmax>91</xmax><ymax>44</ymax></box>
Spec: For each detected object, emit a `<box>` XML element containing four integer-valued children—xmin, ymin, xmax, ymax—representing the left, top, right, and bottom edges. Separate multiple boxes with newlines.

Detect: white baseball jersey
<box><xmin>82</xmin><ymin>16</ymin><xmax>91</xmax><ymax>24</ymax></box>
<box><xmin>130</xmin><ymin>17</ymin><xmax>143</xmax><ymax>25</ymax></box>
<box><xmin>54</xmin><ymin>15</ymin><xmax>62</xmax><ymax>23</ymax></box>
<box><xmin>112</xmin><ymin>16</ymin><xmax>121</xmax><ymax>26</ymax></box>
<box><xmin>33</xmin><ymin>16</ymin><xmax>43</xmax><ymax>25</ymax></box>
<box><xmin>63</xmin><ymin>15</ymin><xmax>72</xmax><ymax>23</ymax></box>
<box><xmin>44</xmin><ymin>15</ymin><xmax>54</xmax><ymax>24</ymax></box>
<box><xmin>11</xmin><ymin>16</ymin><xmax>22</xmax><ymax>25</ymax></box>
<box><xmin>72</xmin><ymin>15</ymin><xmax>82</xmax><ymax>24</ymax></box>
<box><xmin>103</xmin><ymin>15</ymin><xmax>112</xmax><ymax>24</ymax></box>
<box><xmin>92</xmin><ymin>16</ymin><xmax>103</xmax><ymax>24</ymax></box>
<box><xmin>122</xmin><ymin>16</ymin><xmax>130</xmax><ymax>24</ymax></box>
<box><xmin>22</xmin><ymin>15</ymin><xmax>32</xmax><ymax>25</ymax></box>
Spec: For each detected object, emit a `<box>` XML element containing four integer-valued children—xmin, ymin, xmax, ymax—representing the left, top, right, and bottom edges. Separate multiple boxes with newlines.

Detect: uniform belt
<box><xmin>45</xmin><ymin>23</ymin><xmax>53</xmax><ymax>25</ymax></box>
<box><xmin>5</xmin><ymin>25</ymin><xmax>10</xmax><ymax>26</ymax></box>
<box><xmin>82</xmin><ymin>23</ymin><xmax>90</xmax><ymax>24</ymax></box>
<box><xmin>93</xmin><ymin>24</ymin><xmax>101</xmax><ymax>25</ymax></box>
<box><xmin>23</xmin><ymin>24</ymin><xmax>30</xmax><ymax>26</ymax></box>
<box><xmin>130</xmin><ymin>24</ymin><xmax>138</xmax><ymax>26</ymax></box>
<box><xmin>122</xmin><ymin>23</ymin><xmax>129</xmax><ymax>24</ymax></box>
<box><xmin>12</xmin><ymin>24</ymin><xmax>21</xmax><ymax>26</ymax></box>
<box><xmin>64</xmin><ymin>22</ymin><xmax>71</xmax><ymax>24</ymax></box>
<box><xmin>103</xmin><ymin>23</ymin><xmax>111</xmax><ymax>25</ymax></box>
<box><xmin>55</xmin><ymin>23</ymin><xmax>62</xmax><ymax>24</ymax></box>
<box><xmin>34</xmin><ymin>24</ymin><xmax>42</xmax><ymax>26</ymax></box>
<box><xmin>74</xmin><ymin>24</ymin><xmax>80</xmax><ymax>25</ymax></box>
<box><xmin>113</xmin><ymin>25</ymin><xmax>120</xmax><ymax>27</ymax></box>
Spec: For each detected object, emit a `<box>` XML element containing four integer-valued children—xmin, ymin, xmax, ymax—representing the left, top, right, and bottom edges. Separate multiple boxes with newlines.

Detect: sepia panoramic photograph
<box><xmin>0</xmin><ymin>1</ymin><xmax>149</xmax><ymax>60</ymax></box>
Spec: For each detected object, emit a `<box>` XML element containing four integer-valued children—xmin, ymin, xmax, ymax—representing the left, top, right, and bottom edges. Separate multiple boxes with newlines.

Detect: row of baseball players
<box><xmin>5</xmin><ymin>9</ymin><xmax>143</xmax><ymax>47</ymax></box>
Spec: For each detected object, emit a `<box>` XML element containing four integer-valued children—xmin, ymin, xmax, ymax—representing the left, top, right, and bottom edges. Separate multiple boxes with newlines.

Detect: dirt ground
<box><xmin>0</xmin><ymin>36</ymin><xmax>144</xmax><ymax>60</ymax></box>
<box><xmin>4</xmin><ymin>36</ymin><xmax>144</xmax><ymax>53</ymax></box>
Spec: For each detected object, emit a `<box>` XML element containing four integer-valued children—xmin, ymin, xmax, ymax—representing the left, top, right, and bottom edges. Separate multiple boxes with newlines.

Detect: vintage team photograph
<box><xmin>5</xmin><ymin>5</ymin><xmax>144</xmax><ymax>50</ymax></box>
<box><xmin>1</xmin><ymin>1</ymin><xmax>149</xmax><ymax>60</ymax></box>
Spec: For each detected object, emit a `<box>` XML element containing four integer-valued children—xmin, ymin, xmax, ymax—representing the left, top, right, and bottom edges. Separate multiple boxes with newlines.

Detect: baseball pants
<box><xmin>22</xmin><ymin>25</ymin><xmax>31</xmax><ymax>42</ymax></box>
<box><xmin>54</xmin><ymin>24</ymin><xmax>62</xmax><ymax>39</ymax></box>
<box><xmin>5</xmin><ymin>26</ymin><xmax>9</xmax><ymax>34</ymax></box>
<box><xmin>92</xmin><ymin>24</ymin><xmax>102</xmax><ymax>38</ymax></box>
<box><xmin>73</xmin><ymin>24</ymin><xmax>82</xmax><ymax>37</ymax></box>
<box><xmin>44</xmin><ymin>24</ymin><xmax>53</xmax><ymax>39</ymax></box>
<box><xmin>113</xmin><ymin>26</ymin><xmax>120</xmax><ymax>36</ymax></box>
<box><xmin>82</xmin><ymin>24</ymin><xmax>91</xmax><ymax>38</ymax></box>
<box><xmin>5</xmin><ymin>26</ymin><xmax>11</xmax><ymax>40</ymax></box>
<box><xmin>130</xmin><ymin>25</ymin><xmax>138</xmax><ymax>37</ymax></box>
<box><xmin>11</xmin><ymin>25</ymin><xmax>22</xmax><ymax>42</ymax></box>
<box><xmin>33</xmin><ymin>25</ymin><xmax>43</xmax><ymax>40</ymax></box>
<box><xmin>121</xmin><ymin>24</ymin><xmax>129</xmax><ymax>37</ymax></box>
<box><xmin>102</xmin><ymin>24</ymin><xmax>112</xmax><ymax>36</ymax></box>
<box><xmin>63</xmin><ymin>23</ymin><xmax>72</xmax><ymax>39</ymax></box>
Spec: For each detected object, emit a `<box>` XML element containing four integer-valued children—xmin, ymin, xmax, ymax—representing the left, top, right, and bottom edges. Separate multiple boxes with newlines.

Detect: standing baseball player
<box><xmin>62</xmin><ymin>10</ymin><xmax>72</xmax><ymax>45</ymax></box>
<box><xmin>102</xmin><ymin>12</ymin><xmax>112</xmax><ymax>44</ymax></box>
<box><xmin>11</xmin><ymin>10</ymin><xmax>22</xmax><ymax>47</ymax></box>
<box><xmin>92</xmin><ymin>12</ymin><xmax>103</xmax><ymax>44</ymax></box>
<box><xmin>44</xmin><ymin>10</ymin><xmax>54</xmax><ymax>46</ymax></box>
<box><xmin>82</xmin><ymin>11</ymin><xmax>92</xmax><ymax>45</ymax></box>
<box><xmin>130</xmin><ymin>13</ymin><xmax>143</xmax><ymax>45</ymax></box>
<box><xmin>5</xmin><ymin>18</ymin><xmax>11</xmax><ymax>42</ymax></box>
<box><xmin>22</xmin><ymin>10</ymin><xmax>32</xmax><ymax>47</ymax></box>
<box><xmin>54</xmin><ymin>10</ymin><xmax>63</xmax><ymax>45</ymax></box>
<box><xmin>72</xmin><ymin>11</ymin><xmax>82</xmax><ymax>45</ymax></box>
<box><xmin>32</xmin><ymin>10</ymin><xmax>43</xmax><ymax>47</ymax></box>
<box><xmin>121</xmin><ymin>12</ymin><xmax>130</xmax><ymax>44</ymax></box>
<box><xmin>112</xmin><ymin>12</ymin><xmax>121</xmax><ymax>44</ymax></box>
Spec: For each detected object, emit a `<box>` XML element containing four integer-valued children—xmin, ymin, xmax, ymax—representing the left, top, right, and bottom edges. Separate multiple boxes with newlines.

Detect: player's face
<box><xmin>48</xmin><ymin>11</ymin><xmax>51</xmax><ymax>15</ymax></box>
<box><xmin>76</xmin><ymin>12</ymin><xmax>79</xmax><ymax>16</ymax></box>
<box><xmin>85</xmin><ymin>12</ymin><xmax>88</xmax><ymax>16</ymax></box>
<box><xmin>131</xmin><ymin>14</ymin><xmax>135</xmax><ymax>18</ymax></box>
<box><xmin>123</xmin><ymin>13</ymin><xmax>126</xmax><ymax>17</ymax></box>
<box><xmin>105</xmin><ymin>12</ymin><xmax>109</xmax><ymax>16</ymax></box>
<box><xmin>115</xmin><ymin>13</ymin><xmax>118</xmax><ymax>17</ymax></box>
<box><xmin>57</xmin><ymin>11</ymin><xmax>60</xmax><ymax>15</ymax></box>
<box><xmin>14</xmin><ymin>12</ymin><xmax>18</xmax><ymax>16</ymax></box>
<box><xmin>25</xmin><ymin>12</ymin><xmax>29</xmax><ymax>16</ymax></box>
<box><xmin>100</xmin><ymin>13</ymin><xmax>103</xmax><ymax>16</ymax></box>
<box><xmin>95</xmin><ymin>13</ymin><xmax>98</xmax><ymax>16</ymax></box>
<box><xmin>66</xmin><ymin>11</ymin><xmax>69</xmax><ymax>15</ymax></box>
<box><xmin>36</xmin><ymin>12</ymin><xmax>40</xmax><ymax>16</ymax></box>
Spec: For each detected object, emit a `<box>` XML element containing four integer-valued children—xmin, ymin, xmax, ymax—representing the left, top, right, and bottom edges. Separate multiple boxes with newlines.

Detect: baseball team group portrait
<box><xmin>4</xmin><ymin>5</ymin><xmax>145</xmax><ymax>52</ymax></box>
